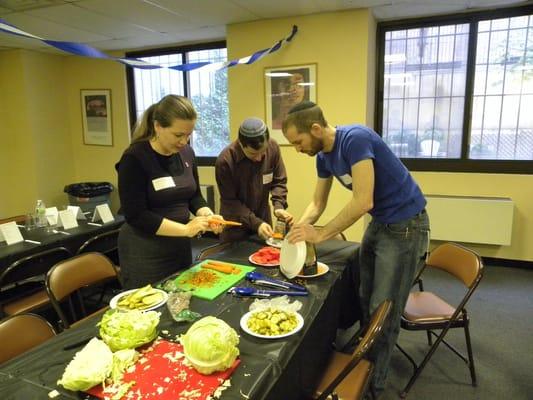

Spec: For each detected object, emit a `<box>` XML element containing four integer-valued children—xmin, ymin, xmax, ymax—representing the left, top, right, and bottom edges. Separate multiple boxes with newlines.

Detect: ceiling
<box><xmin>0</xmin><ymin>0</ymin><xmax>529</xmax><ymax>54</ymax></box>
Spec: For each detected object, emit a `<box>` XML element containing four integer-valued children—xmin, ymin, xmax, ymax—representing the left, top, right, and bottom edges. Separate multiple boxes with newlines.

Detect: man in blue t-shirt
<box><xmin>283</xmin><ymin>101</ymin><xmax>430</xmax><ymax>397</ymax></box>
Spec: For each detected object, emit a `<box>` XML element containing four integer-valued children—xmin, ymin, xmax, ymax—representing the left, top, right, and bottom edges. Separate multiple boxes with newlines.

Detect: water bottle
<box><xmin>35</xmin><ymin>199</ymin><xmax>46</xmax><ymax>227</ymax></box>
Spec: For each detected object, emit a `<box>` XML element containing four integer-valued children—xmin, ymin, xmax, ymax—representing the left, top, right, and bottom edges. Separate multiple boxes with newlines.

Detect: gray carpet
<box><xmin>338</xmin><ymin>264</ymin><xmax>533</xmax><ymax>400</ymax></box>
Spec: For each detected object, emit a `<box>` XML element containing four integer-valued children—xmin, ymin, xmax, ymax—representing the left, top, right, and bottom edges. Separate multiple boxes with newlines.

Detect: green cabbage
<box><xmin>181</xmin><ymin>316</ymin><xmax>239</xmax><ymax>375</ymax></box>
<box><xmin>111</xmin><ymin>349</ymin><xmax>138</xmax><ymax>382</ymax></box>
<box><xmin>99</xmin><ymin>309</ymin><xmax>160</xmax><ymax>352</ymax></box>
<box><xmin>57</xmin><ymin>338</ymin><xmax>113</xmax><ymax>391</ymax></box>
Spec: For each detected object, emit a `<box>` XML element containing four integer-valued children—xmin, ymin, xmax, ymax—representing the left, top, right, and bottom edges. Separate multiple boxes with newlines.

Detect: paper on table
<box><xmin>0</xmin><ymin>221</ymin><xmax>24</xmax><ymax>245</ymax></box>
<box><xmin>92</xmin><ymin>204</ymin><xmax>114</xmax><ymax>224</ymax></box>
<box><xmin>45</xmin><ymin>207</ymin><xmax>59</xmax><ymax>226</ymax></box>
<box><xmin>58</xmin><ymin>210</ymin><xmax>78</xmax><ymax>230</ymax></box>
<box><xmin>67</xmin><ymin>206</ymin><xmax>86</xmax><ymax>220</ymax></box>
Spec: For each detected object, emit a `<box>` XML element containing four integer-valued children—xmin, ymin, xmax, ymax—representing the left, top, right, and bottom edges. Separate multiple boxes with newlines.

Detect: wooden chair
<box><xmin>0</xmin><ymin>313</ymin><xmax>56</xmax><ymax>365</ymax></box>
<box><xmin>0</xmin><ymin>215</ymin><xmax>27</xmax><ymax>225</ymax></box>
<box><xmin>312</xmin><ymin>299</ymin><xmax>392</xmax><ymax>400</ymax></box>
<box><xmin>45</xmin><ymin>252</ymin><xmax>118</xmax><ymax>329</ymax></box>
<box><xmin>397</xmin><ymin>242</ymin><xmax>484</xmax><ymax>398</ymax></box>
<box><xmin>0</xmin><ymin>247</ymin><xmax>72</xmax><ymax>317</ymax></box>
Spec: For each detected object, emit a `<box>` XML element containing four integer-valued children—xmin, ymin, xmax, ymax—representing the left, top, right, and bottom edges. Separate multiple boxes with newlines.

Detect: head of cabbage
<box><xmin>99</xmin><ymin>309</ymin><xmax>160</xmax><ymax>352</ymax></box>
<box><xmin>181</xmin><ymin>316</ymin><xmax>239</xmax><ymax>375</ymax></box>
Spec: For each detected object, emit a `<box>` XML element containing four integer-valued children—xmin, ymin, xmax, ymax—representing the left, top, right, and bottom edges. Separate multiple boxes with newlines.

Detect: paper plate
<box><xmin>265</xmin><ymin>237</ymin><xmax>283</xmax><ymax>249</ymax></box>
<box><xmin>240</xmin><ymin>311</ymin><xmax>304</xmax><ymax>339</ymax></box>
<box><xmin>280</xmin><ymin>239</ymin><xmax>306</xmax><ymax>279</ymax></box>
<box><xmin>110</xmin><ymin>288</ymin><xmax>168</xmax><ymax>311</ymax></box>
<box><xmin>297</xmin><ymin>262</ymin><xmax>329</xmax><ymax>278</ymax></box>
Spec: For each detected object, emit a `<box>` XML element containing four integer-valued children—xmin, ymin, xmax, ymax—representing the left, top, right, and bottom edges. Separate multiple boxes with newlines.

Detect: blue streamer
<box><xmin>0</xmin><ymin>19</ymin><xmax>298</xmax><ymax>71</ymax></box>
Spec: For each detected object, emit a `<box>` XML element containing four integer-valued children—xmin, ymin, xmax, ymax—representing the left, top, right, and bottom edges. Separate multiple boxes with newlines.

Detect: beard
<box><xmin>306</xmin><ymin>135</ymin><xmax>323</xmax><ymax>156</ymax></box>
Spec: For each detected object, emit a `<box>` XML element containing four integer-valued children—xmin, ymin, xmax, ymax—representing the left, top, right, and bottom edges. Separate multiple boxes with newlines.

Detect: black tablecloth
<box><xmin>0</xmin><ymin>237</ymin><xmax>360</xmax><ymax>400</ymax></box>
<box><xmin>0</xmin><ymin>217</ymin><xmax>124</xmax><ymax>274</ymax></box>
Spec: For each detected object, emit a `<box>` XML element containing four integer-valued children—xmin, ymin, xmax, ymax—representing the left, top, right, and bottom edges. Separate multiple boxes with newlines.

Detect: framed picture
<box><xmin>264</xmin><ymin>64</ymin><xmax>317</xmax><ymax>145</ymax></box>
<box><xmin>81</xmin><ymin>89</ymin><xmax>113</xmax><ymax>146</ymax></box>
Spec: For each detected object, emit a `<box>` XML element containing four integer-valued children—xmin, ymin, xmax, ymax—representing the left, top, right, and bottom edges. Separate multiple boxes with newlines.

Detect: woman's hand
<box><xmin>207</xmin><ymin>214</ymin><xmax>225</xmax><ymax>235</ymax></box>
<box><xmin>186</xmin><ymin>216</ymin><xmax>211</xmax><ymax>238</ymax></box>
<box><xmin>257</xmin><ymin>222</ymin><xmax>274</xmax><ymax>240</ymax></box>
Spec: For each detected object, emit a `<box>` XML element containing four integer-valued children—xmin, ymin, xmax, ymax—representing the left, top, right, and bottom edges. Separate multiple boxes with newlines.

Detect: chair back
<box><xmin>0</xmin><ymin>313</ymin><xmax>55</xmax><ymax>365</ymax></box>
<box><xmin>77</xmin><ymin>229</ymin><xmax>120</xmax><ymax>266</ymax></box>
<box><xmin>426</xmin><ymin>242</ymin><xmax>483</xmax><ymax>288</ymax></box>
<box><xmin>316</xmin><ymin>299</ymin><xmax>392</xmax><ymax>400</ymax></box>
<box><xmin>46</xmin><ymin>252</ymin><xmax>118</xmax><ymax>328</ymax></box>
<box><xmin>0</xmin><ymin>247</ymin><xmax>72</xmax><ymax>287</ymax></box>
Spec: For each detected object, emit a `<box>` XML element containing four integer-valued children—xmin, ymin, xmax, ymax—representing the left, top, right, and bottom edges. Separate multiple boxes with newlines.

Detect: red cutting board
<box><xmin>86</xmin><ymin>339</ymin><xmax>240</xmax><ymax>400</ymax></box>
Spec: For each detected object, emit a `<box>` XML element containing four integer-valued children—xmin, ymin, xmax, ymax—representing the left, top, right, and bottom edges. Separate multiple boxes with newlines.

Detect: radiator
<box><xmin>425</xmin><ymin>195</ymin><xmax>514</xmax><ymax>246</ymax></box>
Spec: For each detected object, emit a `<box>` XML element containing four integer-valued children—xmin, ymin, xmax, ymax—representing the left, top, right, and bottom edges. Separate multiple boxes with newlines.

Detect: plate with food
<box><xmin>265</xmin><ymin>236</ymin><xmax>283</xmax><ymax>249</ymax></box>
<box><xmin>296</xmin><ymin>262</ymin><xmax>330</xmax><ymax>279</ymax></box>
<box><xmin>240</xmin><ymin>309</ymin><xmax>304</xmax><ymax>339</ymax></box>
<box><xmin>110</xmin><ymin>285</ymin><xmax>168</xmax><ymax>311</ymax></box>
<box><xmin>249</xmin><ymin>246</ymin><xmax>280</xmax><ymax>267</ymax></box>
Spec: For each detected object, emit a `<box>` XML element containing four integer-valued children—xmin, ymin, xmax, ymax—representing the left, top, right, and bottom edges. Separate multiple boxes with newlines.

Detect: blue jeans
<box><xmin>359</xmin><ymin>210</ymin><xmax>430</xmax><ymax>394</ymax></box>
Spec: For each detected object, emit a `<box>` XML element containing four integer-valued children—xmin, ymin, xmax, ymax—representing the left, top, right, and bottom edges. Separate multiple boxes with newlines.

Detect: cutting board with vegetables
<box><xmin>87</xmin><ymin>339</ymin><xmax>240</xmax><ymax>399</ymax></box>
<box><xmin>173</xmin><ymin>260</ymin><xmax>255</xmax><ymax>300</ymax></box>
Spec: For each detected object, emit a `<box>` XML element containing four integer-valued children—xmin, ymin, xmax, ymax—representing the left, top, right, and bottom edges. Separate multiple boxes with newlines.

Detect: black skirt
<box><xmin>118</xmin><ymin>223</ymin><xmax>192</xmax><ymax>289</ymax></box>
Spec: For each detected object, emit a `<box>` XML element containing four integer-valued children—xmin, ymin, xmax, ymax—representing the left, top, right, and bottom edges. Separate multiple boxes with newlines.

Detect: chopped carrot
<box><xmin>201</xmin><ymin>262</ymin><xmax>233</xmax><ymax>274</ymax></box>
<box><xmin>272</xmin><ymin>233</ymin><xmax>283</xmax><ymax>239</ymax></box>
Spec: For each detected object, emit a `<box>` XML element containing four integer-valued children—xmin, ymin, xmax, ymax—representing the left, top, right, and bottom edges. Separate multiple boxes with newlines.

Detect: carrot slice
<box><xmin>201</xmin><ymin>263</ymin><xmax>233</xmax><ymax>274</ymax></box>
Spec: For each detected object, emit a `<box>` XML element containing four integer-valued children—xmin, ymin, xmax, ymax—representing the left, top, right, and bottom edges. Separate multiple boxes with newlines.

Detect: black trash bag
<box><xmin>64</xmin><ymin>182</ymin><xmax>114</xmax><ymax>198</ymax></box>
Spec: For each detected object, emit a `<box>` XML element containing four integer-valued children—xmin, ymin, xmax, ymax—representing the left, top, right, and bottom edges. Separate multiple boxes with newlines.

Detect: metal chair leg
<box><xmin>463</xmin><ymin>313</ymin><xmax>477</xmax><ymax>386</ymax></box>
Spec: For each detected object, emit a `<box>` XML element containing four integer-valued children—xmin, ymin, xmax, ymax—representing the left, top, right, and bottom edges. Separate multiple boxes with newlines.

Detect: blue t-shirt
<box><xmin>316</xmin><ymin>125</ymin><xmax>426</xmax><ymax>223</ymax></box>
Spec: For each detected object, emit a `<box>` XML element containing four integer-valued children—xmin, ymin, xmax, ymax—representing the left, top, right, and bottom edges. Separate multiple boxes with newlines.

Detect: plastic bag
<box><xmin>166</xmin><ymin>291</ymin><xmax>201</xmax><ymax>322</ymax></box>
<box><xmin>248</xmin><ymin>295</ymin><xmax>302</xmax><ymax>314</ymax></box>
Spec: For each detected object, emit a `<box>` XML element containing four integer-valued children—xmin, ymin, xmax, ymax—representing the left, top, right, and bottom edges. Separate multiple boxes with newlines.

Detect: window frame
<box><xmin>125</xmin><ymin>40</ymin><xmax>227</xmax><ymax>167</ymax></box>
<box><xmin>375</xmin><ymin>4</ymin><xmax>533</xmax><ymax>174</ymax></box>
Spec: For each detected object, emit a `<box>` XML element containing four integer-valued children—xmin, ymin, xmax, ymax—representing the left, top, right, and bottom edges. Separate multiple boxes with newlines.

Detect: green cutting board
<box><xmin>173</xmin><ymin>260</ymin><xmax>255</xmax><ymax>300</ymax></box>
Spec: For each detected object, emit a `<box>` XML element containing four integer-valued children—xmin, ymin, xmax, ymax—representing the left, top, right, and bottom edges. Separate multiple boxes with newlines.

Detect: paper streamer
<box><xmin>0</xmin><ymin>18</ymin><xmax>298</xmax><ymax>71</ymax></box>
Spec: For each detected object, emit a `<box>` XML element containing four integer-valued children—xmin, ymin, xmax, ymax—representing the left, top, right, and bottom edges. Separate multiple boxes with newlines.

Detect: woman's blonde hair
<box><xmin>131</xmin><ymin>95</ymin><xmax>197</xmax><ymax>144</ymax></box>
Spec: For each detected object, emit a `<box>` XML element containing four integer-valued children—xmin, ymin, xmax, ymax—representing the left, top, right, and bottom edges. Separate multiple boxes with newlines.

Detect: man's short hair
<box><xmin>282</xmin><ymin>101</ymin><xmax>328</xmax><ymax>134</ymax></box>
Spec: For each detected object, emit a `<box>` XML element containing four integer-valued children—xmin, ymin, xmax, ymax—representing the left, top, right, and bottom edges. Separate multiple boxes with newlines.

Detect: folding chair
<box><xmin>0</xmin><ymin>313</ymin><xmax>56</xmax><ymax>365</ymax></box>
<box><xmin>312</xmin><ymin>299</ymin><xmax>392</xmax><ymax>400</ymax></box>
<box><xmin>0</xmin><ymin>247</ymin><xmax>72</xmax><ymax>317</ymax></box>
<box><xmin>77</xmin><ymin>229</ymin><xmax>120</xmax><ymax>267</ymax></box>
<box><xmin>397</xmin><ymin>242</ymin><xmax>484</xmax><ymax>398</ymax></box>
<box><xmin>46</xmin><ymin>252</ymin><xmax>119</xmax><ymax>329</ymax></box>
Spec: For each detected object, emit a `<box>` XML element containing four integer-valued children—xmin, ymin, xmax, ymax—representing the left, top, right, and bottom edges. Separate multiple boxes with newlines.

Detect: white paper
<box><xmin>67</xmin><ymin>205</ymin><xmax>87</xmax><ymax>220</ymax></box>
<box><xmin>152</xmin><ymin>176</ymin><xmax>175</xmax><ymax>191</ymax></box>
<box><xmin>45</xmin><ymin>207</ymin><xmax>59</xmax><ymax>226</ymax></box>
<box><xmin>59</xmin><ymin>210</ymin><xmax>79</xmax><ymax>230</ymax></box>
<box><xmin>92</xmin><ymin>204</ymin><xmax>114</xmax><ymax>224</ymax></box>
<box><xmin>0</xmin><ymin>221</ymin><xmax>24</xmax><ymax>245</ymax></box>
<box><xmin>262</xmin><ymin>172</ymin><xmax>273</xmax><ymax>184</ymax></box>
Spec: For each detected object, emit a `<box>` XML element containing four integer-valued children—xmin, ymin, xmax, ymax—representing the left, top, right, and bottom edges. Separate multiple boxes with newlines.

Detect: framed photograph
<box><xmin>264</xmin><ymin>64</ymin><xmax>317</xmax><ymax>145</ymax></box>
<box><xmin>81</xmin><ymin>89</ymin><xmax>113</xmax><ymax>146</ymax></box>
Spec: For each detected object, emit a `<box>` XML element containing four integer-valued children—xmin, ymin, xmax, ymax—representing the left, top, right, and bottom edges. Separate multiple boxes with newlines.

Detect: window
<box><xmin>376</xmin><ymin>5</ymin><xmax>533</xmax><ymax>173</ymax></box>
<box><xmin>126</xmin><ymin>42</ymin><xmax>229</xmax><ymax>165</ymax></box>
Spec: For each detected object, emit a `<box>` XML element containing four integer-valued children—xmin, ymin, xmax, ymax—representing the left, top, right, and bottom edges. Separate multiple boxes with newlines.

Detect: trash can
<box><xmin>64</xmin><ymin>182</ymin><xmax>114</xmax><ymax>213</ymax></box>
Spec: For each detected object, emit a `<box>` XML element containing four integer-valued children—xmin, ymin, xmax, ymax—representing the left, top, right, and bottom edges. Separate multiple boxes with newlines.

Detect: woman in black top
<box><xmin>116</xmin><ymin>95</ymin><xmax>222</xmax><ymax>289</ymax></box>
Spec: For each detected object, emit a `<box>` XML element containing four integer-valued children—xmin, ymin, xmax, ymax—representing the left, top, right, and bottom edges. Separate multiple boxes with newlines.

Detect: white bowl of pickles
<box><xmin>240</xmin><ymin>307</ymin><xmax>304</xmax><ymax>339</ymax></box>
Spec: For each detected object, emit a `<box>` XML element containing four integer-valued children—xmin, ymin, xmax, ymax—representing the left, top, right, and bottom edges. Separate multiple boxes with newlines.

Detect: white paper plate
<box><xmin>109</xmin><ymin>288</ymin><xmax>168</xmax><ymax>311</ymax></box>
<box><xmin>297</xmin><ymin>262</ymin><xmax>329</xmax><ymax>278</ymax></box>
<box><xmin>280</xmin><ymin>239</ymin><xmax>306</xmax><ymax>279</ymax></box>
<box><xmin>240</xmin><ymin>311</ymin><xmax>304</xmax><ymax>339</ymax></box>
<box><xmin>265</xmin><ymin>237</ymin><xmax>283</xmax><ymax>248</ymax></box>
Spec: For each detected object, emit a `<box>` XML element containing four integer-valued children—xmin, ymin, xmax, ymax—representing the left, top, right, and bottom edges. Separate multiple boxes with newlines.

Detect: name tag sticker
<box><xmin>263</xmin><ymin>173</ymin><xmax>273</xmax><ymax>185</ymax></box>
<box><xmin>152</xmin><ymin>176</ymin><xmax>176</xmax><ymax>191</ymax></box>
<box><xmin>339</xmin><ymin>174</ymin><xmax>352</xmax><ymax>185</ymax></box>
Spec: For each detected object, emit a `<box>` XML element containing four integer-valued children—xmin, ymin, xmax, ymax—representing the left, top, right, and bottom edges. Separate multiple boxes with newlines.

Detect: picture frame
<box><xmin>264</xmin><ymin>64</ymin><xmax>317</xmax><ymax>145</ymax></box>
<box><xmin>81</xmin><ymin>89</ymin><xmax>113</xmax><ymax>146</ymax></box>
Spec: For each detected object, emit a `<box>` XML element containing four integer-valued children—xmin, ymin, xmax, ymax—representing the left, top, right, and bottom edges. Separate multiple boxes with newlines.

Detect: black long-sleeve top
<box><xmin>116</xmin><ymin>141</ymin><xmax>207</xmax><ymax>234</ymax></box>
